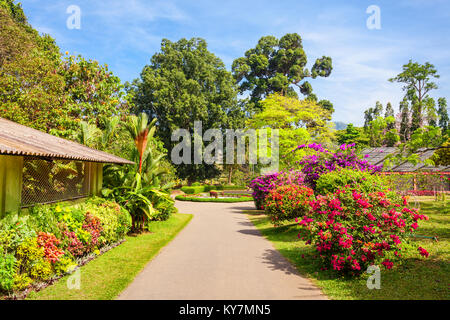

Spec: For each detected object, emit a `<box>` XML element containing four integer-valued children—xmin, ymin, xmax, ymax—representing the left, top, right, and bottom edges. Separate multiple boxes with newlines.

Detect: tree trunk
<box><xmin>227</xmin><ymin>166</ymin><xmax>233</xmax><ymax>185</ymax></box>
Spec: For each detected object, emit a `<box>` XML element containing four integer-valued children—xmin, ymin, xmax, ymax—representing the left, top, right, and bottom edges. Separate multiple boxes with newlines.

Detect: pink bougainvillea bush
<box><xmin>264</xmin><ymin>184</ymin><xmax>315</xmax><ymax>226</ymax></box>
<box><xmin>296</xmin><ymin>185</ymin><xmax>429</xmax><ymax>275</ymax></box>
<box><xmin>248</xmin><ymin>170</ymin><xmax>305</xmax><ymax>209</ymax></box>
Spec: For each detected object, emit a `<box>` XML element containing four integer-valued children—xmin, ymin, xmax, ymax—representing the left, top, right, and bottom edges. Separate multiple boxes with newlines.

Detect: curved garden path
<box><xmin>117</xmin><ymin>201</ymin><xmax>327</xmax><ymax>300</ymax></box>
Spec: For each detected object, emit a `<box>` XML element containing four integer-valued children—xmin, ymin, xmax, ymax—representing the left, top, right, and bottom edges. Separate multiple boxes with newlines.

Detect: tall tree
<box><xmin>438</xmin><ymin>97</ymin><xmax>449</xmax><ymax>132</ymax></box>
<box><xmin>130</xmin><ymin>38</ymin><xmax>239</xmax><ymax>183</ymax></box>
<box><xmin>389</xmin><ymin>60</ymin><xmax>439</xmax><ymax>129</ymax></box>
<box><xmin>399</xmin><ymin>98</ymin><xmax>411</xmax><ymax>142</ymax></box>
<box><xmin>424</xmin><ymin>97</ymin><xmax>437</xmax><ymax>127</ymax></box>
<box><xmin>232</xmin><ymin>33</ymin><xmax>332</xmax><ymax>110</ymax></box>
<box><xmin>385</xmin><ymin>102</ymin><xmax>395</xmax><ymax>130</ymax></box>
<box><xmin>125</xmin><ymin>113</ymin><xmax>157</xmax><ymax>174</ymax></box>
<box><xmin>373</xmin><ymin>101</ymin><xmax>383</xmax><ymax>118</ymax></box>
<box><xmin>364</xmin><ymin>108</ymin><xmax>374</xmax><ymax>129</ymax></box>
<box><xmin>336</xmin><ymin>123</ymin><xmax>369</xmax><ymax>148</ymax></box>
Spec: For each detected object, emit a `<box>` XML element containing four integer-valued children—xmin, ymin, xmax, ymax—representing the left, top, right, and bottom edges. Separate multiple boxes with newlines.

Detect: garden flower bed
<box><xmin>0</xmin><ymin>197</ymin><xmax>131</xmax><ymax>299</ymax></box>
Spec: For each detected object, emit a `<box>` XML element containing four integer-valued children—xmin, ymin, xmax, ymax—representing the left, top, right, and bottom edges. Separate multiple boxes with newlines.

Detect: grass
<box><xmin>27</xmin><ymin>213</ymin><xmax>192</xmax><ymax>300</ymax></box>
<box><xmin>175</xmin><ymin>195</ymin><xmax>253</xmax><ymax>202</ymax></box>
<box><xmin>247</xmin><ymin>201</ymin><xmax>449</xmax><ymax>300</ymax></box>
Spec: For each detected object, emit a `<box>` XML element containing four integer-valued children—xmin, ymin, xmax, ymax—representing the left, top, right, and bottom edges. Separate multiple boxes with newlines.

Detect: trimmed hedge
<box><xmin>175</xmin><ymin>195</ymin><xmax>253</xmax><ymax>203</ymax></box>
<box><xmin>180</xmin><ymin>185</ymin><xmax>247</xmax><ymax>194</ymax></box>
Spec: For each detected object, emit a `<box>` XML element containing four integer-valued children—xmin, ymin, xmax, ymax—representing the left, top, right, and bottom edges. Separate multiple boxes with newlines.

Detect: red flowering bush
<box><xmin>249</xmin><ymin>170</ymin><xmax>305</xmax><ymax>209</ymax></box>
<box><xmin>62</xmin><ymin>231</ymin><xmax>85</xmax><ymax>257</ymax></box>
<box><xmin>297</xmin><ymin>186</ymin><xmax>429</xmax><ymax>275</ymax></box>
<box><xmin>82</xmin><ymin>213</ymin><xmax>102</xmax><ymax>251</ymax></box>
<box><xmin>36</xmin><ymin>232</ymin><xmax>64</xmax><ymax>263</ymax></box>
<box><xmin>265</xmin><ymin>184</ymin><xmax>315</xmax><ymax>226</ymax></box>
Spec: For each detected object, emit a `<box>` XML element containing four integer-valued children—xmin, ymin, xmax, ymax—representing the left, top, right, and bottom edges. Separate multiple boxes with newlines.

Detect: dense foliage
<box><xmin>129</xmin><ymin>38</ymin><xmax>241</xmax><ymax>183</ymax></box>
<box><xmin>0</xmin><ymin>198</ymin><xmax>131</xmax><ymax>294</ymax></box>
<box><xmin>232</xmin><ymin>33</ymin><xmax>333</xmax><ymax>111</ymax></box>
<box><xmin>0</xmin><ymin>4</ymin><xmax>128</xmax><ymax>139</ymax></box>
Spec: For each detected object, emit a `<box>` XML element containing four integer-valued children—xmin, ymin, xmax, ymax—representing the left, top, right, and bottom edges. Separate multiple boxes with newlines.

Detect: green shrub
<box><xmin>315</xmin><ymin>168</ymin><xmax>394</xmax><ymax>196</ymax></box>
<box><xmin>15</xmin><ymin>237</ymin><xmax>52</xmax><ymax>282</ymax></box>
<box><xmin>84</xmin><ymin>198</ymin><xmax>131</xmax><ymax>245</ymax></box>
<box><xmin>0</xmin><ymin>253</ymin><xmax>16</xmax><ymax>292</ymax></box>
<box><xmin>175</xmin><ymin>195</ymin><xmax>253</xmax><ymax>202</ymax></box>
<box><xmin>181</xmin><ymin>186</ymin><xmax>206</xmax><ymax>194</ymax></box>
<box><xmin>181</xmin><ymin>185</ymin><xmax>246</xmax><ymax>194</ymax></box>
<box><xmin>151</xmin><ymin>201</ymin><xmax>177</xmax><ymax>221</ymax></box>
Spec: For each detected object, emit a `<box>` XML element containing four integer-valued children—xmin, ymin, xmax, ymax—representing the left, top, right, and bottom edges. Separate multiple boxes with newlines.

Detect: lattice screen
<box><xmin>21</xmin><ymin>157</ymin><xmax>90</xmax><ymax>207</ymax></box>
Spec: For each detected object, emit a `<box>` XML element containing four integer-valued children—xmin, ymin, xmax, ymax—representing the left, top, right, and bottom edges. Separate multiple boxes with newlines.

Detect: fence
<box><xmin>382</xmin><ymin>172</ymin><xmax>450</xmax><ymax>195</ymax></box>
<box><xmin>21</xmin><ymin>157</ymin><xmax>90</xmax><ymax>207</ymax></box>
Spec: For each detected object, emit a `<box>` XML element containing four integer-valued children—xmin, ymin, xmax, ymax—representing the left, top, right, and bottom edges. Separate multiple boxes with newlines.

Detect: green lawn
<box><xmin>27</xmin><ymin>213</ymin><xmax>192</xmax><ymax>300</ymax></box>
<box><xmin>246</xmin><ymin>201</ymin><xmax>449</xmax><ymax>300</ymax></box>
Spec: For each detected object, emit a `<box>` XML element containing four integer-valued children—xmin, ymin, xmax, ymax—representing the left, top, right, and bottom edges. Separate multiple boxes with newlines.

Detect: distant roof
<box><xmin>362</xmin><ymin>147</ymin><xmax>450</xmax><ymax>173</ymax></box>
<box><xmin>0</xmin><ymin>117</ymin><xmax>134</xmax><ymax>165</ymax></box>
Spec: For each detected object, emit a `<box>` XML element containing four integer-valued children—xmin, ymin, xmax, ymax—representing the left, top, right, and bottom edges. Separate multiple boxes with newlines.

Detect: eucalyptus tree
<box><xmin>389</xmin><ymin>60</ymin><xmax>439</xmax><ymax>130</ymax></box>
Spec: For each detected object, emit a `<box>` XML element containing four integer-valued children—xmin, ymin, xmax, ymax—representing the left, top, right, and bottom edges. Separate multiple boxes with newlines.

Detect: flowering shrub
<box><xmin>297</xmin><ymin>186</ymin><xmax>429</xmax><ymax>275</ymax></box>
<box><xmin>249</xmin><ymin>170</ymin><xmax>305</xmax><ymax>209</ymax></box>
<box><xmin>265</xmin><ymin>184</ymin><xmax>315</xmax><ymax>226</ymax></box>
<box><xmin>292</xmin><ymin>143</ymin><xmax>382</xmax><ymax>189</ymax></box>
<box><xmin>0</xmin><ymin>198</ymin><xmax>131</xmax><ymax>295</ymax></box>
<box><xmin>82</xmin><ymin>213</ymin><xmax>102</xmax><ymax>251</ymax></box>
<box><xmin>36</xmin><ymin>232</ymin><xmax>64</xmax><ymax>263</ymax></box>
<box><xmin>62</xmin><ymin>231</ymin><xmax>85</xmax><ymax>257</ymax></box>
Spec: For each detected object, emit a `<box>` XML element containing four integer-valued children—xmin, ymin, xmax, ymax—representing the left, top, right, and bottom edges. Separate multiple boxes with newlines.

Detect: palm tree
<box><xmin>125</xmin><ymin>113</ymin><xmax>157</xmax><ymax>174</ymax></box>
<box><xmin>99</xmin><ymin>116</ymin><xmax>120</xmax><ymax>150</ymax></box>
<box><xmin>76</xmin><ymin>121</ymin><xmax>100</xmax><ymax>147</ymax></box>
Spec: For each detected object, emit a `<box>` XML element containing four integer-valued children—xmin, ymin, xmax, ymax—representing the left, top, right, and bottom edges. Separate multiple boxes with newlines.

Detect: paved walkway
<box><xmin>117</xmin><ymin>201</ymin><xmax>327</xmax><ymax>300</ymax></box>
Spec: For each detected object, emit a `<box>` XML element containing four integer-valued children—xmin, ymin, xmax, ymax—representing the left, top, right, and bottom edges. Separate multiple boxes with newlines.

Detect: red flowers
<box><xmin>418</xmin><ymin>247</ymin><xmax>429</xmax><ymax>258</ymax></box>
<box><xmin>37</xmin><ymin>232</ymin><xmax>65</xmax><ymax>263</ymax></box>
<box><xmin>297</xmin><ymin>185</ymin><xmax>429</xmax><ymax>275</ymax></box>
<box><xmin>382</xmin><ymin>259</ymin><xmax>393</xmax><ymax>269</ymax></box>
<box><xmin>265</xmin><ymin>184</ymin><xmax>315</xmax><ymax>226</ymax></box>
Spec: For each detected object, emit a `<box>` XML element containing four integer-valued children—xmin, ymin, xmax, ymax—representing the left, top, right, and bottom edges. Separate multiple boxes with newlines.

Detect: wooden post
<box><xmin>0</xmin><ymin>155</ymin><xmax>23</xmax><ymax>217</ymax></box>
<box><xmin>88</xmin><ymin>162</ymin><xmax>103</xmax><ymax>196</ymax></box>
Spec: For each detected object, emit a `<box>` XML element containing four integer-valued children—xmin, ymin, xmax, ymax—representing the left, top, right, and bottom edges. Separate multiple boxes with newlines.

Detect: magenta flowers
<box><xmin>293</xmin><ymin>143</ymin><xmax>382</xmax><ymax>188</ymax></box>
<box><xmin>249</xmin><ymin>170</ymin><xmax>305</xmax><ymax>209</ymax></box>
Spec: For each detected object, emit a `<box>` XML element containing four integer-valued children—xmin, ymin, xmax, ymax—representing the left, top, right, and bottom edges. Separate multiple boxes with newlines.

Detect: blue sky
<box><xmin>20</xmin><ymin>0</ymin><xmax>450</xmax><ymax>125</ymax></box>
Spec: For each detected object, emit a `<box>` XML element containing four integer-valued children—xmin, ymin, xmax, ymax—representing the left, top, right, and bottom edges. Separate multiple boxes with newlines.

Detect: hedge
<box><xmin>175</xmin><ymin>195</ymin><xmax>253</xmax><ymax>203</ymax></box>
<box><xmin>180</xmin><ymin>185</ymin><xmax>247</xmax><ymax>194</ymax></box>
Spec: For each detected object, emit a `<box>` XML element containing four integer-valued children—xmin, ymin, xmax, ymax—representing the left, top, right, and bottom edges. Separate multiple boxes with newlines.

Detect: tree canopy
<box><xmin>129</xmin><ymin>38</ymin><xmax>241</xmax><ymax>183</ymax></box>
<box><xmin>232</xmin><ymin>33</ymin><xmax>332</xmax><ymax>111</ymax></box>
<box><xmin>0</xmin><ymin>4</ymin><xmax>127</xmax><ymax>138</ymax></box>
